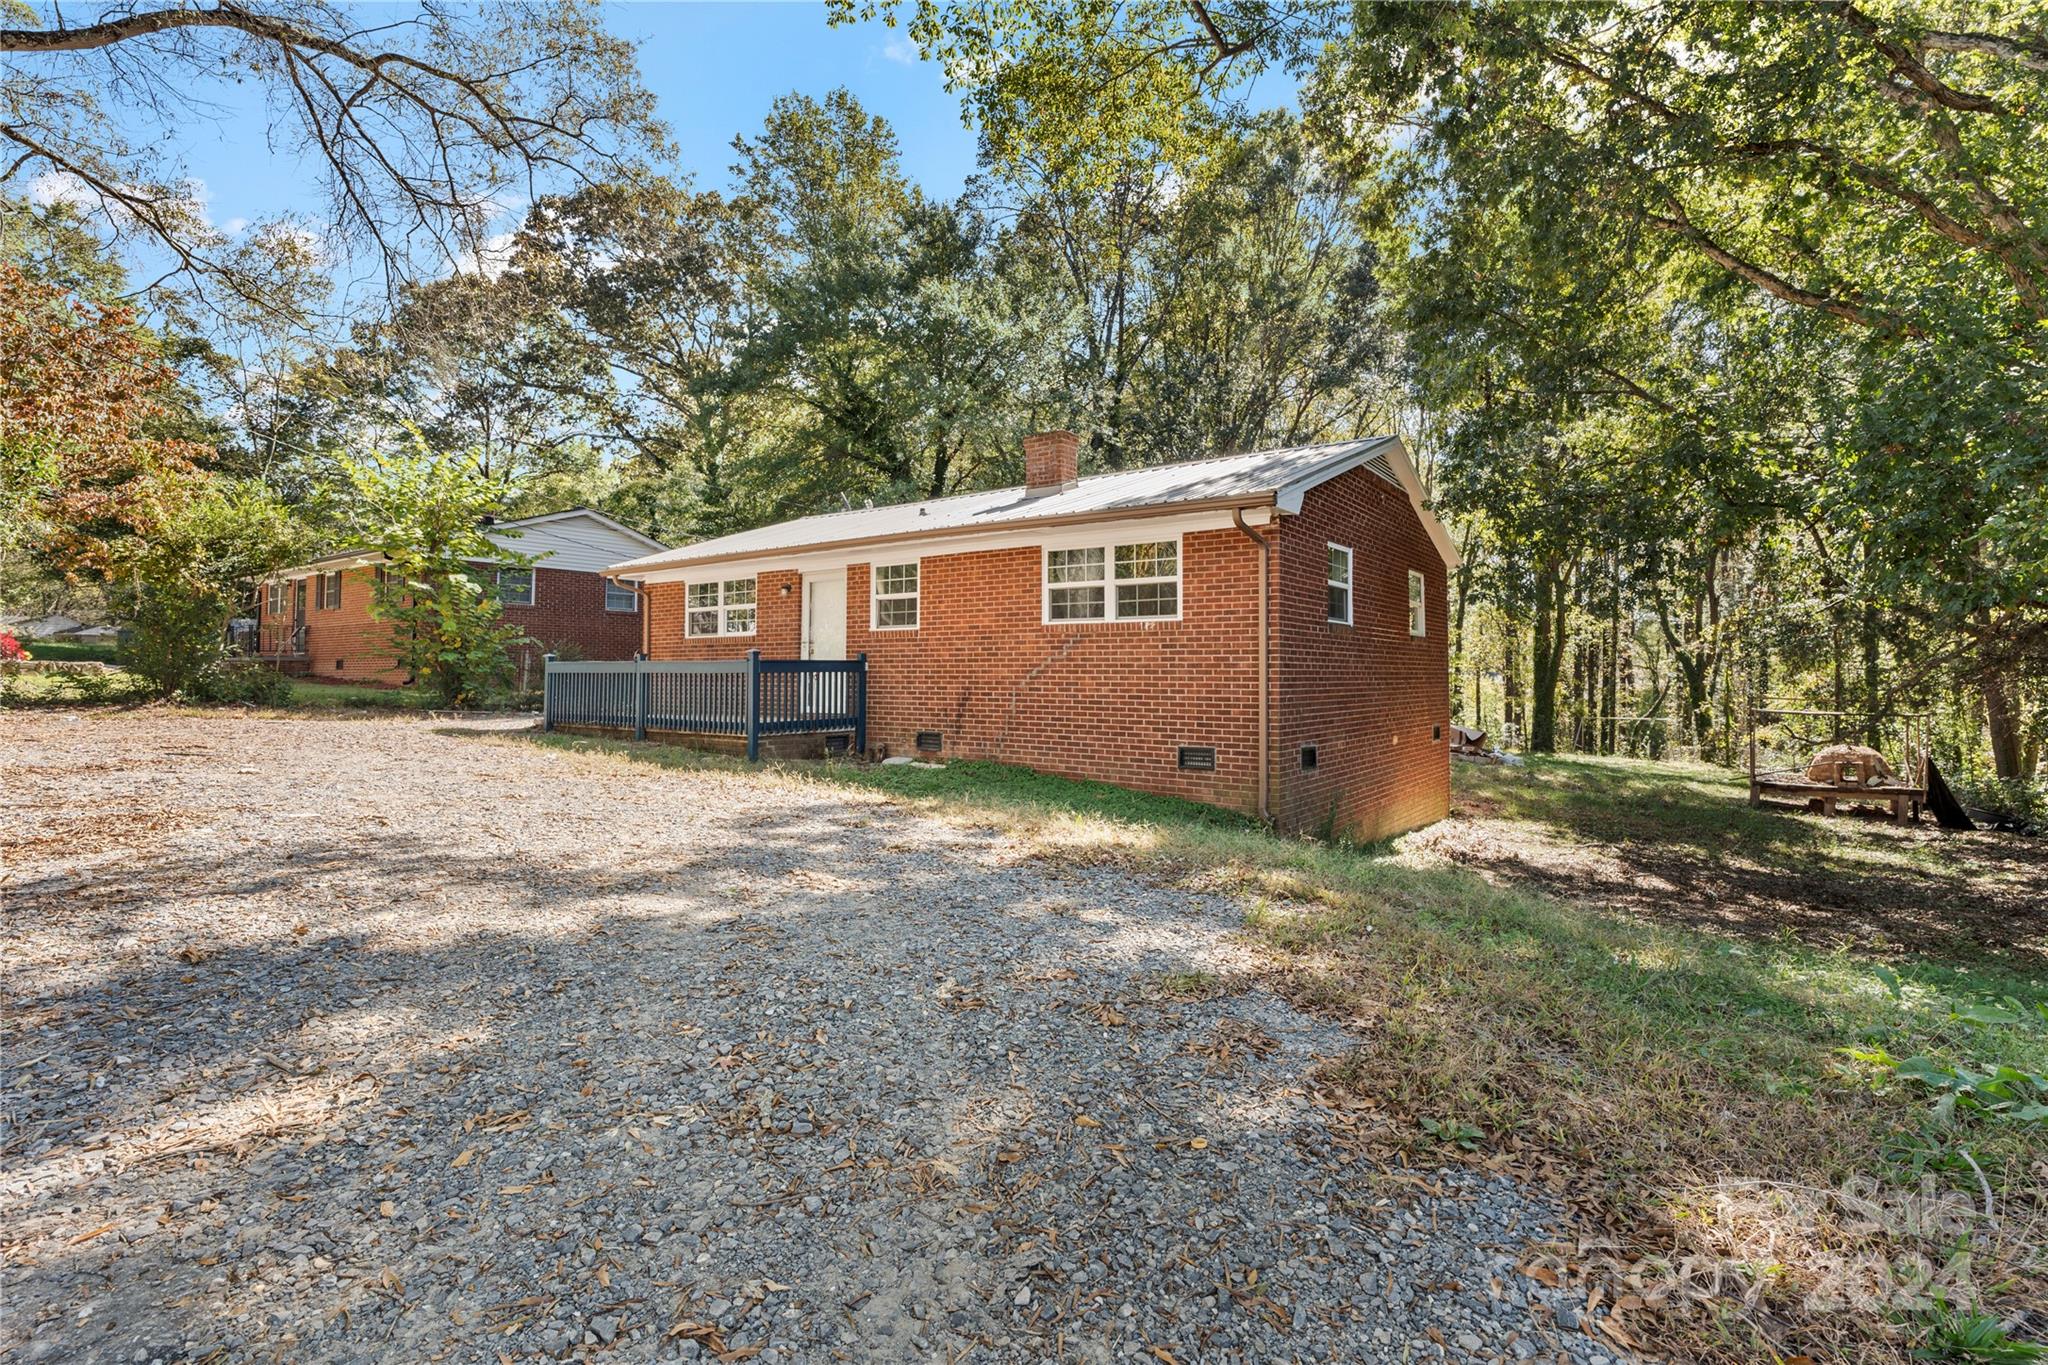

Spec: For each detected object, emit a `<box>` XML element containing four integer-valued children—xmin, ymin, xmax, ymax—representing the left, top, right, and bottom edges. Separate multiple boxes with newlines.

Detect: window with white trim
<box><xmin>605</xmin><ymin>580</ymin><xmax>638</xmax><ymax>612</ymax></box>
<box><xmin>871</xmin><ymin>563</ymin><xmax>919</xmax><ymax>629</ymax></box>
<box><xmin>265</xmin><ymin>580</ymin><xmax>285</xmax><ymax>616</ymax></box>
<box><xmin>318</xmin><ymin>571</ymin><xmax>341</xmax><ymax>610</ymax></box>
<box><xmin>1408</xmin><ymin>569</ymin><xmax>1426</xmax><ymax>636</ymax></box>
<box><xmin>686</xmin><ymin>577</ymin><xmax>757</xmax><ymax>637</ymax></box>
<box><xmin>1327</xmin><ymin>544</ymin><xmax>1353</xmax><ymax>624</ymax></box>
<box><xmin>1044</xmin><ymin>538</ymin><xmax>1179</xmax><ymax>622</ymax></box>
<box><xmin>497</xmin><ymin>567</ymin><xmax>535</xmax><ymax>607</ymax></box>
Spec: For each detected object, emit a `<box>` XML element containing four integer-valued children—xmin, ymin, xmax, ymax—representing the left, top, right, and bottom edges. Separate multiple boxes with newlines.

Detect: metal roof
<box><xmin>608</xmin><ymin>437</ymin><xmax>1405</xmax><ymax>575</ymax></box>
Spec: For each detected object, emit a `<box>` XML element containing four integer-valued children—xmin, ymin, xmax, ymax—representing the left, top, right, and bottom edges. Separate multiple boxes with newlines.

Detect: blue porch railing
<box><xmin>542</xmin><ymin>650</ymin><xmax>866</xmax><ymax>761</ymax></box>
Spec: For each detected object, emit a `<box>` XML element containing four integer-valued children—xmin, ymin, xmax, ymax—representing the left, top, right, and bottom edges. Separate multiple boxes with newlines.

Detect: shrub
<box><xmin>1954</xmin><ymin>776</ymin><xmax>2048</xmax><ymax>835</ymax></box>
<box><xmin>185</xmin><ymin>664</ymin><xmax>296</xmax><ymax>706</ymax></box>
<box><xmin>0</xmin><ymin>629</ymin><xmax>24</xmax><ymax>661</ymax></box>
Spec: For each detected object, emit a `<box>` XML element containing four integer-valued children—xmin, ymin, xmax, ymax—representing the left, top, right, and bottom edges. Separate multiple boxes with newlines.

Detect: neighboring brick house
<box><xmin>607</xmin><ymin>434</ymin><xmax>1457</xmax><ymax>841</ymax></box>
<box><xmin>253</xmin><ymin>509</ymin><xmax>665</xmax><ymax>686</ymax></box>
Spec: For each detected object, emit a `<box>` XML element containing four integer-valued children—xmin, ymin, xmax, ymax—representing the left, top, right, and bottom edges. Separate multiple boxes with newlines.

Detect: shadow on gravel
<box><xmin>6</xmin><ymin>796</ymin><xmax>1444</xmax><ymax>1363</ymax></box>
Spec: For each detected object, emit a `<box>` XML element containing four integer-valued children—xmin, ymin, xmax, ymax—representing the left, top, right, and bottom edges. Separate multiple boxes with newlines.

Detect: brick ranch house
<box><xmin>604</xmin><ymin>433</ymin><xmax>1458</xmax><ymax>841</ymax></box>
<box><xmin>252</xmin><ymin>508</ymin><xmax>665</xmax><ymax>685</ymax></box>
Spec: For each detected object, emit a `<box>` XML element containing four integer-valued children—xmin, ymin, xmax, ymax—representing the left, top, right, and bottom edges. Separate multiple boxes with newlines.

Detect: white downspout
<box><xmin>1233</xmin><ymin>507</ymin><xmax>1273</xmax><ymax>824</ymax></box>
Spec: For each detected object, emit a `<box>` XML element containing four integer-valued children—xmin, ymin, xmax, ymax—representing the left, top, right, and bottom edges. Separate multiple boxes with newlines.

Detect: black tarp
<box><xmin>1924</xmin><ymin>757</ymin><xmax>1976</xmax><ymax>831</ymax></box>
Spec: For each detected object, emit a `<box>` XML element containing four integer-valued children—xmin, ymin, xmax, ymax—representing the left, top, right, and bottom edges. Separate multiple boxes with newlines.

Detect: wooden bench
<box><xmin>1750</xmin><ymin>774</ymin><xmax>1924</xmax><ymax>824</ymax></box>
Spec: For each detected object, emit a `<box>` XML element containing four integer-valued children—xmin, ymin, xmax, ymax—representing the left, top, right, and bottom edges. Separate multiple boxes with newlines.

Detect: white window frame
<box><xmin>497</xmin><ymin>567</ymin><xmax>536</xmax><ymax>608</ymax></box>
<box><xmin>318</xmin><ymin>571</ymin><xmax>341</xmax><ymax>611</ymax></box>
<box><xmin>1041</xmin><ymin>536</ymin><xmax>1182</xmax><ymax>625</ymax></box>
<box><xmin>684</xmin><ymin>577</ymin><xmax>758</xmax><ymax>638</ymax></box>
<box><xmin>265</xmin><ymin>580</ymin><xmax>285</xmax><ymax>616</ymax></box>
<box><xmin>870</xmin><ymin>561</ymin><xmax>920</xmax><ymax>630</ymax></box>
<box><xmin>1408</xmin><ymin>569</ymin><xmax>1427</xmax><ymax>637</ymax></box>
<box><xmin>604</xmin><ymin>579</ymin><xmax>639</xmax><ymax>613</ymax></box>
<box><xmin>1327</xmin><ymin>543</ymin><xmax>1353</xmax><ymax>625</ymax></box>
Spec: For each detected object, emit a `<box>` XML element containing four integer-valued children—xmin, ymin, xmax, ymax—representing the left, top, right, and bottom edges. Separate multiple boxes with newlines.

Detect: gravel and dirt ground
<box><xmin>2</xmin><ymin>710</ymin><xmax>1631</xmax><ymax>1365</ymax></box>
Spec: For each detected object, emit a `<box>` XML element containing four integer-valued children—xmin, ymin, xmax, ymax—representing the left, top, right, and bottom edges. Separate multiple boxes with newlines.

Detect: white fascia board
<box><xmin>614</xmin><ymin>506</ymin><xmax>1275</xmax><ymax>585</ymax></box>
<box><xmin>271</xmin><ymin>551</ymin><xmax>387</xmax><ymax>580</ymax></box>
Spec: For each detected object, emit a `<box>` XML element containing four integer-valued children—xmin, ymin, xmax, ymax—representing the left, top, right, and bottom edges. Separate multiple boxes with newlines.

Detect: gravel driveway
<box><xmin>2</xmin><ymin>710</ymin><xmax>1631</xmax><ymax>1365</ymax></box>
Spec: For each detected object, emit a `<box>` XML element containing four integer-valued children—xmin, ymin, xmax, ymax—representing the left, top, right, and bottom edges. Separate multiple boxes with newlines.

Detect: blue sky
<box><xmin>140</xmin><ymin>3</ymin><xmax>983</xmax><ymax>247</ymax></box>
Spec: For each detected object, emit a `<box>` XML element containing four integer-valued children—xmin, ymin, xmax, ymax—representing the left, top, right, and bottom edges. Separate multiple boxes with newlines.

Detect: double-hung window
<box><xmin>871</xmin><ymin>563</ymin><xmax>919</xmax><ymax>629</ymax></box>
<box><xmin>604</xmin><ymin>579</ymin><xmax>638</xmax><ymax>612</ymax></box>
<box><xmin>1408</xmin><ymin>569</ymin><xmax>1427</xmax><ymax>636</ymax></box>
<box><xmin>1044</xmin><ymin>538</ymin><xmax>1179</xmax><ymax>622</ymax></box>
<box><xmin>265</xmin><ymin>580</ymin><xmax>285</xmax><ymax>616</ymax></box>
<box><xmin>319</xmin><ymin>571</ymin><xmax>341</xmax><ymax>610</ymax></box>
<box><xmin>497</xmin><ymin>567</ymin><xmax>535</xmax><ymax>607</ymax></box>
<box><xmin>686</xmin><ymin>578</ymin><xmax>756</xmax><ymax>637</ymax></box>
<box><xmin>1326</xmin><ymin>544</ymin><xmax>1353</xmax><ymax>625</ymax></box>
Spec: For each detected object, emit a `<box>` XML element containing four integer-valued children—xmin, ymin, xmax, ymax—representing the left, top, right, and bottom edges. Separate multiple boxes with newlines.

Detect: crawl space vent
<box><xmin>915</xmin><ymin>730</ymin><xmax>943</xmax><ymax>753</ymax></box>
<box><xmin>1177</xmin><ymin>746</ymin><xmax>1216</xmax><ymax>772</ymax></box>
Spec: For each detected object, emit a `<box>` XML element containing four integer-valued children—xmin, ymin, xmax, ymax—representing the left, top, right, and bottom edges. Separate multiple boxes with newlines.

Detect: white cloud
<box><xmin>28</xmin><ymin>171</ymin><xmax>98</xmax><ymax>211</ymax></box>
<box><xmin>453</xmin><ymin>229</ymin><xmax>519</xmax><ymax>280</ymax></box>
<box><xmin>881</xmin><ymin>34</ymin><xmax>918</xmax><ymax>66</ymax></box>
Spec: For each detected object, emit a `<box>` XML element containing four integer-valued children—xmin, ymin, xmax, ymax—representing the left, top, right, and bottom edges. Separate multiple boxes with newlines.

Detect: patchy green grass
<box><xmin>282</xmin><ymin>679</ymin><xmax>438</xmax><ymax>710</ymax></box>
<box><xmin>506</xmin><ymin>733</ymin><xmax>2045</xmax><ymax>1361</ymax></box>
<box><xmin>0</xmin><ymin>667</ymin><xmax>153</xmax><ymax>708</ymax></box>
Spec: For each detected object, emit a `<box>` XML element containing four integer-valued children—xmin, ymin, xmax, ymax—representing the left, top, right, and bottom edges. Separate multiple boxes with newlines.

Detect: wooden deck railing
<box><xmin>542</xmin><ymin>651</ymin><xmax>866</xmax><ymax>761</ymax></box>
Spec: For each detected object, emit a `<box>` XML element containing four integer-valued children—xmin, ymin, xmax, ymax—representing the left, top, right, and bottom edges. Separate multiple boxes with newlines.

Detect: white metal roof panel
<box><xmin>608</xmin><ymin>437</ymin><xmax>1401</xmax><ymax>574</ymax></box>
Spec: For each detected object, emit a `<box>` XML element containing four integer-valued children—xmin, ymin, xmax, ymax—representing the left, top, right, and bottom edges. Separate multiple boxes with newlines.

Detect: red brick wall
<box><xmin>646</xmin><ymin>569</ymin><xmax>801</xmax><ymax>661</ymax></box>
<box><xmin>1270</xmin><ymin>467</ymin><xmax>1451</xmax><ymax>841</ymax></box>
<box><xmin>638</xmin><ymin>483</ymin><xmax>1449</xmax><ymax>839</ymax></box>
<box><xmin>503</xmin><ymin>567</ymin><xmax>646</xmax><ymax>676</ymax></box>
<box><xmin>258</xmin><ymin>564</ymin><xmax>642</xmax><ymax>686</ymax></box>
<box><xmin>643</xmin><ymin>533</ymin><xmax>1264</xmax><ymax>811</ymax></box>
<box><xmin>257</xmin><ymin>568</ymin><xmax>406</xmax><ymax>683</ymax></box>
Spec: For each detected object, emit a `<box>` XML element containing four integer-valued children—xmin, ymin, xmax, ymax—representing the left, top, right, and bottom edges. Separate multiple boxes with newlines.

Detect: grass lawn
<box><xmin>281</xmin><ymin>679</ymin><xmax>438</xmax><ymax>709</ymax></box>
<box><xmin>512</xmin><ymin>732</ymin><xmax>2047</xmax><ymax>1363</ymax></box>
<box><xmin>0</xmin><ymin>667</ymin><xmax>153</xmax><ymax>707</ymax></box>
<box><xmin>13</xmin><ymin>638</ymin><xmax>119</xmax><ymax>663</ymax></box>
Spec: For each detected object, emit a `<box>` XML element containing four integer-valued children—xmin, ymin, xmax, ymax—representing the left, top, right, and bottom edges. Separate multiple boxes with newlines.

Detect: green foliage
<box><xmin>1417</xmin><ymin>1117</ymin><xmax>1485</xmax><ymax>1151</ymax></box>
<box><xmin>112</xmin><ymin>478</ymin><xmax>307</xmax><ymax>698</ymax></box>
<box><xmin>333</xmin><ymin>438</ymin><xmax>531</xmax><ymax>705</ymax></box>
<box><xmin>1908</xmin><ymin>1298</ymin><xmax>2045</xmax><ymax>1363</ymax></box>
<box><xmin>184</xmin><ymin>664</ymin><xmax>296</xmax><ymax>707</ymax></box>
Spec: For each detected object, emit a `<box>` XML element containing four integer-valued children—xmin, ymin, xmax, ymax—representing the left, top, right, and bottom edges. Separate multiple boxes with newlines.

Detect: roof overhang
<box><xmin>267</xmin><ymin>550</ymin><xmax>388</xmax><ymax>580</ymax></box>
<box><xmin>609</xmin><ymin>498</ymin><xmax>1280</xmax><ymax>582</ymax></box>
<box><xmin>1275</xmin><ymin>437</ymin><xmax>1459</xmax><ymax>571</ymax></box>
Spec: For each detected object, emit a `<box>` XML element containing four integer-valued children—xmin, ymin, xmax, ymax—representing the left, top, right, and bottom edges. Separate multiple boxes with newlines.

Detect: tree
<box><xmin>867</xmin><ymin>0</ymin><xmax>2048</xmax><ymax>776</ymax></box>
<box><xmin>724</xmin><ymin>90</ymin><xmax>1059</xmax><ymax>512</ymax></box>
<box><xmin>2</xmin><ymin>262</ymin><xmax>306</xmax><ymax>692</ymax></box>
<box><xmin>332</xmin><ymin>439</ymin><xmax>532</xmax><ymax>704</ymax></box>
<box><xmin>2</xmin><ymin>0</ymin><xmax>661</xmax><ymax>312</ymax></box>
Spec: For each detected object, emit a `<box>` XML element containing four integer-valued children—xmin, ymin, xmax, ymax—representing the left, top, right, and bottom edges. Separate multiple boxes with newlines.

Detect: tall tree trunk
<box><xmin>1602</xmin><ymin>558</ymin><xmax>1621</xmax><ymax>756</ymax></box>
<box><xmin>1505</xmin><ymin>626</ymin><xmax>1523</xmax><ymax>740</ymax></box>
<box><xmin>1861</xmin><ymin>599</ymin><xmax>1883</xmax><ymax>747</ymax></box>
<box><xmin>1450</xmin><ymin>528</ymin><xmax>1476</xmax><ymax>725</ymax></box>
<box><xmin>1983</xmin><ymin>671</ymin><xmax>2025</xmax><ymax>780</ymax></box>
<box><xmin>1529</xmin><ymin>563</ymin><xmax>1572</xmax><ymax>753</ymax></box>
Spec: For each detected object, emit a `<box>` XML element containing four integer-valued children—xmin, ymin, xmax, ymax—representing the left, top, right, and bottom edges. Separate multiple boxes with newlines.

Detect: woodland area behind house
<box><xmin>1</xmin><ymin>0</ymin><xmax>2042</xmax><ymax>807</ymax></box>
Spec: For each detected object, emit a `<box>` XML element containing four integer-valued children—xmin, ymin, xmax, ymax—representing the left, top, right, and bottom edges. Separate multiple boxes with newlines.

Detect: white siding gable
<box><xmin>488</xmin><ymin>513</ymin><xmax>663</xmax><ymax>575</ymax></box>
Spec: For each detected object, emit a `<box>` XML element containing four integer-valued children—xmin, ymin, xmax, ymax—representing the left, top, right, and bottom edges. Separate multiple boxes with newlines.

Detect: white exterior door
<box><xmin>802</xmin><ymin>572</ymin><xmax>848</xmax><ymax>660</ymax></box>
<box><xmin>801</xmin><ymin>572</ymin><xmax>849</xmax><ymax>719</ymax></box>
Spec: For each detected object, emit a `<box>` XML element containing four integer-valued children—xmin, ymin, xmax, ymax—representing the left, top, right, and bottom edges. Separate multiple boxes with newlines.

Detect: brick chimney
<box><xmin>1023</xmin><ymin>430</ymin><xmax>1079</xmax><ymax>495</ymax></box>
